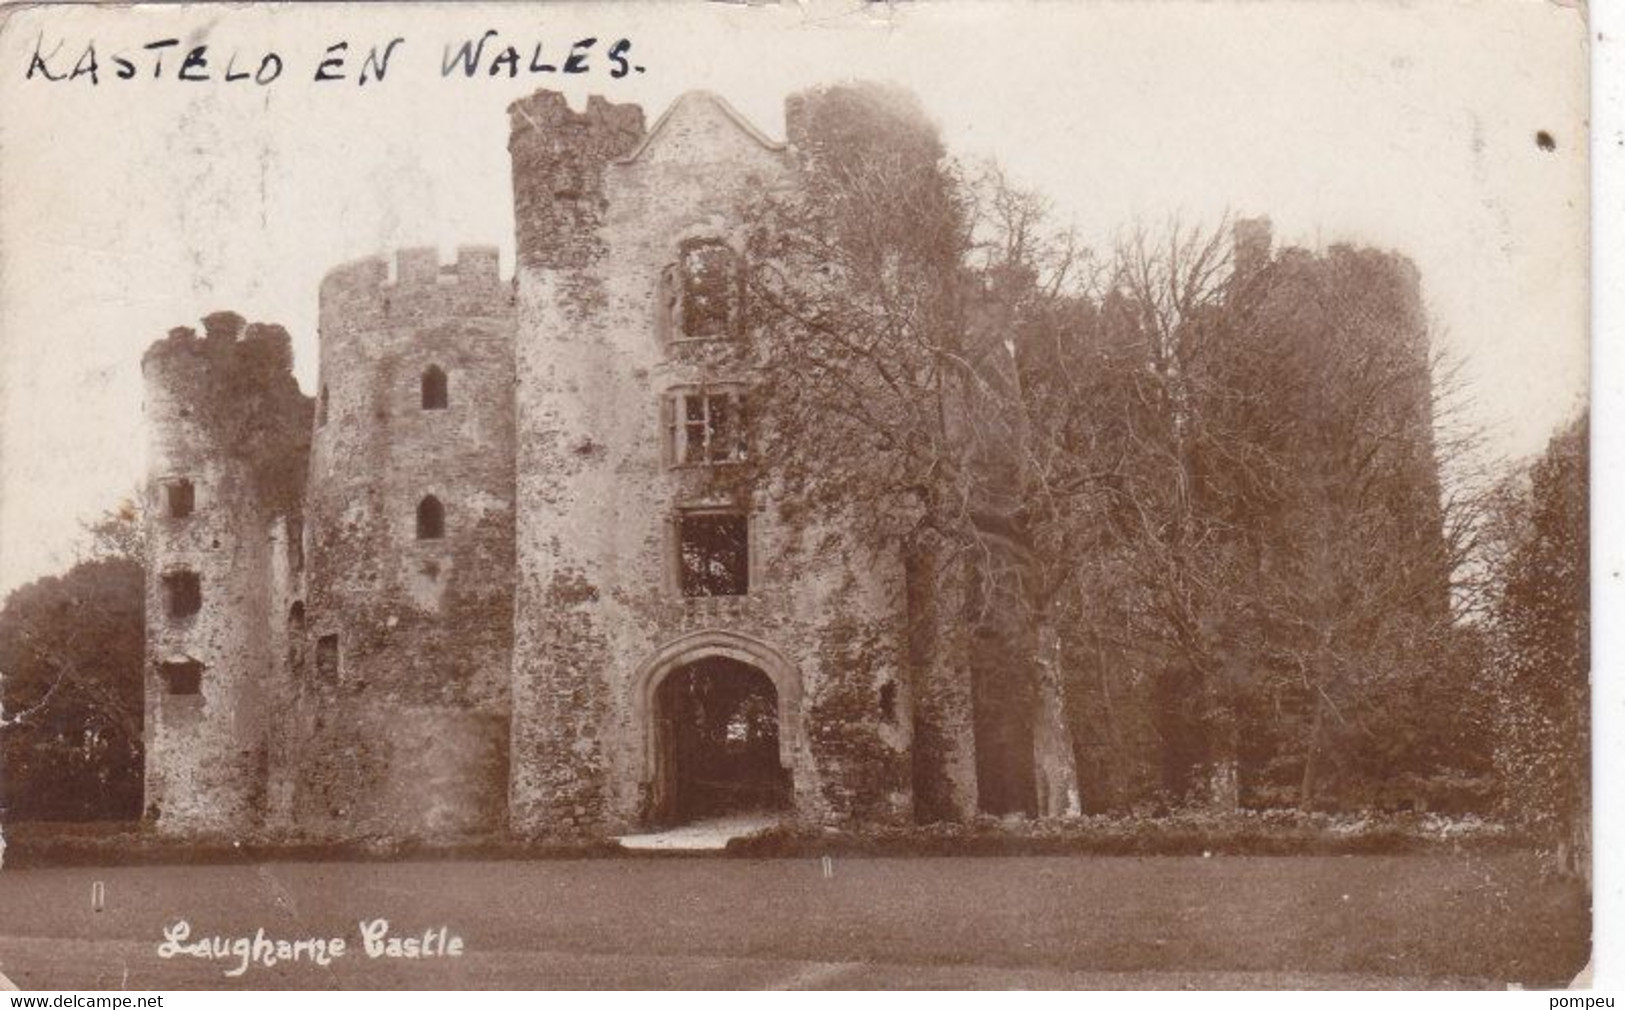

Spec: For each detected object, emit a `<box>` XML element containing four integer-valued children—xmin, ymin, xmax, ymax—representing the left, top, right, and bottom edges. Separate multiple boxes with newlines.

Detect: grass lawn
<box><xmin>0</xmin><ymin>852</ymin><xmax>1589</xmax><ymax>989</ymax></box>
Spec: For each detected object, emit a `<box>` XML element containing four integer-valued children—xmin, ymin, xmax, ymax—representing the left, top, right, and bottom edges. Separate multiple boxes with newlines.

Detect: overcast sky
<box><xmin>0</xmin><ymin>0</ymin><xmax>1588</xmax><ymax>595</ymax></box>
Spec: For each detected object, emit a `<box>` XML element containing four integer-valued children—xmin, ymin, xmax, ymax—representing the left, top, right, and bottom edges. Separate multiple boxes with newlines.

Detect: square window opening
<box><xmin>164</xmin><ymin>479</ymin><xmax>195</xmax><ymax>519</ymax></box>
<box><xmin>163</xmin><ymin>571</ymin><xmax>202</xmax><ymax>619</ymax></box>
<box><xmin>678</xmin><ymin>512</ymin><xmax>749</xmax><ymax>598</ymax></box>
<box><xmin>160</xmin><ymin>660</ymin><xmax>203</xmax><ymax>696</ymax></box>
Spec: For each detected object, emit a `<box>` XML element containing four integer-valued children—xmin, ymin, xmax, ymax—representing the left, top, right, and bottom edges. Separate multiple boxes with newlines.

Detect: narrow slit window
<box><xmin>164</xmin><ymin>479</ymin><xmax>195</xmax><ymax>519</ymax></box>
<box><xmin>317</xmin><ymin>385</ymin><xmax>330</xmax><ymax>427</ymax></box>
<box><xmin>315</xmin><ymin>633</ymin><xmax>339</xmax><ymax>682</ymax></box>
<box><xmin>421</xmin><ymin>365</ymin><xmax>448</xmax><ymax>410</ymax></box>
<box><xmin>677</xmin><ymin>512</ymin><xmax>749</xmax><ymax>597</ymax></box>
<box><xmin>286</xmin><ymin>516</ymin><xmax>305</xmax><ymax>574</ymax></box>
<box><xmin>287</xmin><ymin>602</ymin><xmax>306</xmax><ymax>671</ymax></box>
<box><xmin>159</xmin><ymin>660</ymin><xmax>203</xmax><ymax>696</ymax></box>
<box><xmin>416</xmin><ymin>495</ymin><xmax>445</xmax><ymax>540</ymax></box>
<box><xmin>879</xmin><ymin>681</ymin><xmax>899</xmax><ymax>724</ymax></box>
<box><xmin>163</xmin><ymin>571</ymin><xmax>202</xmax><ymax>619</ymax></box>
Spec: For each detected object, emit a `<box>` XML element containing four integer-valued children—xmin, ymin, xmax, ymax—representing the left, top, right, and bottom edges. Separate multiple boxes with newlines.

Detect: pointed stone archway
<box><xmin>632</xmin><ymin>630</ymin><xmax>804</xmax><ymax>825</ymax></box>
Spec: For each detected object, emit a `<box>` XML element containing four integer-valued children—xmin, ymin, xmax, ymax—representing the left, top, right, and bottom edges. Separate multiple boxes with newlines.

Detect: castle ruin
<box><xmin>142</xmin><ymin>90</ymin><xmax>965</xmax><ymax>839</ymax></box>
<box><xmin>140</xmin><ymin>87</ymin><xmax>1437</xmax><ymax>840</ymax></box>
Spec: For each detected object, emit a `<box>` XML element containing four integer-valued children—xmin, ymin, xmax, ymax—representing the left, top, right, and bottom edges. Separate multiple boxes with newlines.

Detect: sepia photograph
<box><xmin>0</xmin><ymin>0</ymin><xmax>1598</xmax><ymax>992</ymax></box>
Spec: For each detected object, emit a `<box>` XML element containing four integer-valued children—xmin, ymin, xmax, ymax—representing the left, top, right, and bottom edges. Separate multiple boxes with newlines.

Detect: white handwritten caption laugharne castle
<box><xmin>158</xmin><ymin>919</ymin><xmax>465</xmax><ymax>977</ymax></box>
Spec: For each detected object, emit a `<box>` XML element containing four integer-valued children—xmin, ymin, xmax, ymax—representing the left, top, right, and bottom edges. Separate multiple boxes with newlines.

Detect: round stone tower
<box><xmin>141</xmin><ymin>313</ymin><xmax>310</xmax><ymax>835</ymax></box>
<box><xmin>506</xmin><ymin>91</ymin><xmax>649</xmax><ymax>834</ymax></box>
<box><xmin>294</xmin><ymin>246</ymin><xmax>517</xmax><ymax>838</ymax></box>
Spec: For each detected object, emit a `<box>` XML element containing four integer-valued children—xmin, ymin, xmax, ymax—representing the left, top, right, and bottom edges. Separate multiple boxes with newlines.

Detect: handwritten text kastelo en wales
<box><xmin>25</xmin><ymin>31</ymin><xmax>644</xmax><ymax>87</ymax></box>
<box><xmin>158</xmin><ymin>918</ymin><xmax>465</xmax><ymax>977</ymax></box>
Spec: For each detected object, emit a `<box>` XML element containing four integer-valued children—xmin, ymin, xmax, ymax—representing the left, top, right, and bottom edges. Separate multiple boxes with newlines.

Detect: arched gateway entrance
<box><xmin>633</xmin><ymin>631</ymin><xmax>802</xmax><ymax>826</ymax></box>
<box><xmin>655</xmin><ymin>657</ymin><xmax>788</xmax><ymax>821</ymax></box>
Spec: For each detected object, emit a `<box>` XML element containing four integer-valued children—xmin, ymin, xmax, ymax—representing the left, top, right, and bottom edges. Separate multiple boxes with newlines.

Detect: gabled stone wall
<box><xmin>507</xmin><ymin>91</ymin><xmax>915</xmax><ymax>835</ymax></box>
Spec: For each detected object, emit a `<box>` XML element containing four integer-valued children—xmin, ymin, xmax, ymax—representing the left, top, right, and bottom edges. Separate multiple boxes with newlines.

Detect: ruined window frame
<box><xmin>421</xmin><ymin>365</ymin><xmax>449</xmax><ymax>410</ymax></box>
<box><xmin>672</xmin><ymin>508</ymin><xmax>751</xmax><ymax>599</ymax></box>
<box><xmin>669</xmin><ymin>238</ymin><xmax>742</xmax><ymax>343</ymax></box>
<box><xmin>662</xmin><ymin>385</ymin><xmax>750</xmax><ymax>468</ymax></box>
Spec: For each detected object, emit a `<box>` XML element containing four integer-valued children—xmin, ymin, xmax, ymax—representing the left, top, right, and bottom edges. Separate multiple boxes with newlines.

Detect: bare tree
<box><xmin>1071</xmin><ymin>231</ymin><xmax>1485</xmax><ymax>808</ymax></box>
<box><xmin>747</xmin><ymin>83</ymin><xmax>1482</xmax><ymax>817</ymax></box>
<box><xmin>745</xmin><ymin>86</ymin><xmax>1090</xmax><ymax>818</ymax></box>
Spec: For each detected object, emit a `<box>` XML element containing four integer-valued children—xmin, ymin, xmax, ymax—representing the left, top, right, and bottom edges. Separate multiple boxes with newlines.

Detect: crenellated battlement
<box><xmin>507</xmin><ymin>91</ymin><xmax>646</xmax><ymax>153</ymax></box>
<box><xmin>508</xmin><ymin>91</ymin><xmax>646</xmax><ymax>273</ymax></box>
<box><xmin>318</xmin><ymin>246</ymin><xmax>513</xmax><ymax>335</ymax></box>
<box><xmin>141</xmin><ymin>311</ymin><xmax>313</xmax><ymax>517</ymax></box>
<box><xmin>142</xmin><ymin>311</ymin><xmax>296</xmax><ymax>372</ymax></box>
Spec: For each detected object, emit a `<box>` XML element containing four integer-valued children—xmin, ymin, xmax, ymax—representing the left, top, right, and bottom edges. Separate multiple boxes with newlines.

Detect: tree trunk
<box><xmin>1031</xmin><ymin>616</ymin><xmax>1082</xmax><ymax>818</ymax></box>
<box><xmin>1206</xmin><ymin>698</ymin><xmax>1240</xmax><ymax>810</ymax></box>
<box><xmin>903</xmin><ymin>541</ymin><xmax>979</xmax><ymax>822</ymax></box>
<box><xmin>1298</xmin><ymin>697</ymin><xmax>1324</xmax><ymax>811</ymax></box>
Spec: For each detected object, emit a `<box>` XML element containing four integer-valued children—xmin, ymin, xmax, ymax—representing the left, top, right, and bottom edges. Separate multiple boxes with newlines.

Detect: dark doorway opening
<box><xmin>963</xmin><ymin>557</ymin><xmax>1041</xmax><ymax>818</ymax></box>
<box><xmin>971</xmin><ymin>653</ymin><xmax>1039</xmax><ymax>817</ymax></box>
<box><xmin>652</xmin><ymin>656</ymin><xmax>789</xmax><ymax>825</ymax></box>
